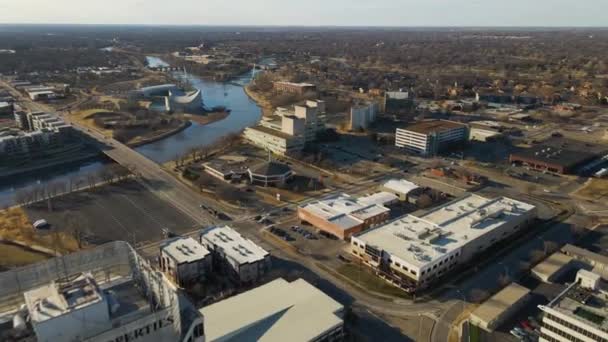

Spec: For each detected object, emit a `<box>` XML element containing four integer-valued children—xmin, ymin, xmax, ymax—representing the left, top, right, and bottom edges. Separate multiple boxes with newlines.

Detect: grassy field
<box><xmin>336</xmin><ymin>263</ymin><xmax>411</xmax><ymax>299</ymax></box>
<box><xmin>573</xmin><ymin>179</ymin><xmax>608</xmax><ymax>201</ymax></box>
<box><xmin>0</xmin><ymin>207</ymin><xmax>79</xmax><ymax>255</ymax></box>
<box><xmin>0</xmin><ymin>243</ymin><xmax>49</xmax><ymax>269</ymax></box>
<box><xmin>69</xmin><ymin>109</ymin><xmax>114</xmax><ymax>138</ymax></box>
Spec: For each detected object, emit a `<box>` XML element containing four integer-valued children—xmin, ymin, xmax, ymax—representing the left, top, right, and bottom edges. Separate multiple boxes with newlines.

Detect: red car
<box><xmin>521</xmin><ymin>320</ymin><xmax>533</xmax><ymax>331</ymax></box>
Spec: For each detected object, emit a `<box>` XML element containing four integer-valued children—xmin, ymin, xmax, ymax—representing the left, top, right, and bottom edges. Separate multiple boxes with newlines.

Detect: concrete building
<box><xmin>243</xmin><ymin>125</ymin><xmax>305</xmax><ymax>156</ymax></box>
<box><xmin>200</xmin><ymin>278</ymin><xmax>344</xmax><ymax>342</ymax></box>
<box><xmin>298</xmin><ymin>193</ymin><xmax>393</xmax><ymax>240</ymax></box>
<box><xmin>273</xmin><ymin>81</ymin><xmax>317</xmax><ymax>95</ymax></box>
<box><xmin>469</xmin><ymin>282</ymin><xmax>531</xmax><ymax>332</ymax></box>
<box><xmin>538</xmin><ymin>270</ymin><xmax>608</xmax><ymax>342</ymax></box>
<box><xmin>561</xmin><ymin>244</ymin><xmax>608</xmax><ymax>279</ymax></box>
<box><xmin>469</xmin><ymin>121</ymin><xmax>504</xmax><ymax>142</ymax></box>
<box><xmin>0</xmin><ymin>112</ymin><xmax>74</xmax><ymax>158</ymax></box>
<box><xmin>160</xmin><ymin>237</ymin><xmax>212</xmax><ymax>287</ymax></box>
<box><xmin>200</xmin><ymin>225</ymin><xmax>271</xmax><ymax>284</ymax></box>
<box><xmin>349</xmin><ymin>102</ymin><xmax>379</xmax><ymax>131</ymax></box>
<box><xmin>0</xmin><ymin>241</ymin><xmax>205</xmax><ymax>342</ymax></box>
<box><xmin>381</xmin><ymin>179</ymin><xmax>421</xmax><ymax>202</ymax></box>
<box><xmin>395</xmin><ymin>120</ymin><xmax>469</xmax><ymax>156</ymax></box>
<box><xmin>350</xmin><ymin>194</ymin><xmax>536</xmax><ymax>292</ymax></box>
<box><xmin>247</xmin><ymin>161</ymin><xmax>293</xmax><ymax>187</ymax></box>
<box><xmin>509</xmin><ymin>140</ymin><xmax>601</xmax><ymax>175</ymax></box>
<box><xmin>532</xmin><ymin>252</ymin><xmax>574</xmax><ymax>283</ymax></box>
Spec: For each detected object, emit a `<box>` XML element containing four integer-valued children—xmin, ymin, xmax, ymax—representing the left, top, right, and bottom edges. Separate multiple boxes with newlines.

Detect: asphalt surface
<box><xmin>25</xmin><ymin>180</ymin><xmax>197</xmax><ymax>246</ymax></box>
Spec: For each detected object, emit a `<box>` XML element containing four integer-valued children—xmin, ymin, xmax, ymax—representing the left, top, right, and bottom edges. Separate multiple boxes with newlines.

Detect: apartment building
<box><xmin>350</xmin><ymin>194</ymin><xmax>536</xmax><ymax>292</ymax></box>
<box><xmin>160</xmin><ymin>237</ymin><xmax>212</xmax><ymax>287</ymax></box>
<box><xmin>200</xmin><ymin>226</ymin><xmax>271</xmax><ymax>284</ymax></box>
<box><xmin>273</xmin><ymin>81</ymin><xmax>317</xmax><ymax>95</ymax></box>
<box><xmin>395</xmin><ymin>120</ymin><xmax>469</xmax><ymax>156</ymax></box>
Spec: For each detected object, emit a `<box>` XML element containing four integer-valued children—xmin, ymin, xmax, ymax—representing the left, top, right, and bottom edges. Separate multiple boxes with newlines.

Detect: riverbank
<box><xmin>244</xmin><ymin>85</ymin><xmax>275</xmax><ymax>117</ymax></box>
<box><xmin>178</xmin><ymin>111</ymin><xmax>229</xmax><ymax>126</ymax></box>
<box><xmin>0</xmin><ymin>150</ymin><xmax>100</xmax><ymax>179</ymax></box>
<box><xmin>128</xmin><ymin>120</ymin><xmax>192</xmax><ymax>147</ymax></box>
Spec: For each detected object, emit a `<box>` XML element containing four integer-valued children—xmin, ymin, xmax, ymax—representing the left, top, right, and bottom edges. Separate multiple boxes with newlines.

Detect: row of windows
<box><xmin>421</xmin><ymin>252</ymin><xmax>460</xmax><ymax>276</ymax></box>
<box><xmin>544</xmin><ymin>313</ymin><xmax>608</xmax><ymax>342</ymax></box>
<box><xmin>389</xmin><ymin>259</ymin><xmax>417</xmax><ymax>276</ymax></box>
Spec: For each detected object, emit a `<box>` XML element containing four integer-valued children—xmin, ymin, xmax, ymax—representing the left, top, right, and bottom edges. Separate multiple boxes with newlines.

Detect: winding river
<box><xmin>0</xmin><ymin>60</ymin><xmax>263</xmax><ymax>206</ymax></box>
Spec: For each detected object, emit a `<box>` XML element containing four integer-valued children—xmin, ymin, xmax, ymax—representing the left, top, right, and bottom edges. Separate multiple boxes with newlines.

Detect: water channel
<box><xmin>0</xmin><ymin>58</ymin><xmax>263</xmax><ymax>206</ymax></box>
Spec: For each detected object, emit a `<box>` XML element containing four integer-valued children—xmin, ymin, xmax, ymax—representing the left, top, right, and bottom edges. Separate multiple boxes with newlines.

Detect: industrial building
<box><xmin>199</xmin><ymin>278</ymin><xmax>344</xmax><ymax>342</ymax></box>
<box><xmin>199</xmin><ymin>225</ymin><xmax>271</xmax><ymax>284</ymax></box>
<box><xmin>350</xmin><ymin>194</ymin><xmax>536</xmax><ymax>292</ymax></box>
<box><xmin>298</xmin><ymin>192</ymin><xmax>395</xmax><ymax>240</ymax></box>
<box><xmin>395</xmin><ymin>120</ymin><xmax>469</xmax><ymax>156</ymax></box>
<box><xmin>469</xmin><ymin>282</ymin><xmax>531</xmax><ymax>332</ymax></box>
<box><xmin>160</xmin><ymin>237</ymin><xmax>212</xmax><ymax>287</ymax></box>
<box><xmin>273</xmin><ymin>81</ymin><xmax>317</xmax><ymax>95</ymax></box>
<box><xmin>538</xmin><ymin>270</ymin><xmax>608</xmax><ymax>342</ymax></box>
<box><xmin>509</xmin><ymin>139</ymin><xmax>602</xmax><ymax>174</ymax></box>
<box><xmin>244</xmin><ymin>100</ymin><xmax>326</xmax><ymax>155</ymax></box>
<box><xmin>0</xmin><ymin>241</ymin><xmax>205</xmax><ymax>342</ymax></box>
<box><xmin>468</xmin><ymin>121</ymin><xmax>504</xmax><ymax>142</ymax></box>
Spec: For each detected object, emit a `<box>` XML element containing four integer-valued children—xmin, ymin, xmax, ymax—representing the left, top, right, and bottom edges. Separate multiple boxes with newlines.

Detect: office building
<box><xmin>0</xmin><ymin>241</ymin><xmax>205</xmax><ymax>342</ymax></box>
<box><xmin>539</xmin><ymin>270</ymin><xmax>608</xmax><ymax>342</ymax></box>
<box><xmin>160</xmin><ymin>237</ymin><xmax>212</xmax><ymax>287</ymax></box>
<box><xmin>200</xmin><ymin>225</ymin><xmax>271</xmax><ymax>284</ymax></box>
<box><xmin>200</xmin><ymin>278</ymin><xmax>344</xmax><ymax>342</ymax></box>
<box><xmin>247</xmin><ymin>161</ymin><xmax>293</xmax><ymax>187</ymax></box>
<box><xmin>395</xmin><ymin>120</ymin><xmax>469</xmax><ymax>156</ymax></box>
<box><xmin>350</xmin><ymin>102</ymin><xmax>379</xmax><ymax>131</ymax></box>
<box><xmin>350</xmin><ymin>194</ymin><xmax>536</xmax><ymax>292</ymax></box>
<box><xmin>298</xmin><ymin>192</ymin><xmax>395</xmax><ymax>240</ymax></box>
<box><xmin>273</xmin><ymin>81</ymin><xmax>317</xmax><ymax>95</ymax></box>
<box><xmin>243</xmin><ymin>125</ymin><xmax>305</xmax><ymax>156</ymax></box>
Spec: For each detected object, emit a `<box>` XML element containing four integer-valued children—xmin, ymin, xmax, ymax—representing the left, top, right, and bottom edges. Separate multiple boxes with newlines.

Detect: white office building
<box><xmin>351</xmin><ymin>194</ymin><xmax>536</xmax><ymax>291</ymax></box>
<box><xmin>395</xmin><ymin>120</ymin><xmax>469</xmax><ymax>156</ymax></box>
<box><xmin>539</xmin><ymin>270</ymin><xmax>608</xmax><ymax>342</ymax></box>
<box><xmin>200</xmin><ymin>225</ymin><xmax>271</xmax><ymax>284</ymax></box>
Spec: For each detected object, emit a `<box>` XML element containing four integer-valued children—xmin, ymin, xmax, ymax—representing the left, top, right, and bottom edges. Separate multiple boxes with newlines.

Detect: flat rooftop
<box><xmin>274</xmin><ymin>81</ymin><xmax>315</xmax><ymax>87</ymax></box>
<box><xmin>161</xmin><ymin>236</ymin><xmax>210</xmax><ymax>264</ymax></box>
<box><xmin>401</xmin><ymin>120</ymin><xmax>466</xmax><ymax>135</ymax></box>
<box><xmin>354</xmin><ymin>194</ymin><xmax>535</xmax><ymax>268</ymax></box>
<box><xmin>300</xmin><ymin>193</ymin><xmax>390</xmax><ymax>230</ymax></box>
<box><xmin>204</xmin><ymin>155</ymin><xmax>252</xmax><ymax>175</ymax></box>
<box><xmin>511</xmin><ymin>138</ymin><xmax>605</xmax><ymax>169</ymax></box>
<box><xmin>200</xmin><ymin>278</ymin><xmax>343</xmax><ymax>342</ymax></box>
<box><xmin>471</xmin><ymin>282</ymin><xmax>530</xmax><ymax>327</ymax></box>
<box><xmin>531</xmin><ymin>252</ymin><xmax>573</xmax><ymax>281</ymax></box>
<box><xmin>246</xmin><ymin>125</ymin><xmax>294</xmax><ymax>140</ymax></box>
<box><xmin>201</xmin><ymin>226</ymin><xmax>269</xmax><ymax>265</ymax></box>
<box><xmin>545</xmin><ymin>281</ymin><xmax>608</xmax><ymax>333</ymax></box>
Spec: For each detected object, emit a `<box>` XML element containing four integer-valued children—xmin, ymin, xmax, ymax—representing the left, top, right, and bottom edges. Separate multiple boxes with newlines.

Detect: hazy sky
<box><xmin>1</xmin><ymin>0</ymin><xmax>607</xmax><ymax>27</ymax></box>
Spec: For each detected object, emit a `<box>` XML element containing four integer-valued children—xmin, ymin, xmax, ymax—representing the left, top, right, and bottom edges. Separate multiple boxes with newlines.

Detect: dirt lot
<box><xmin>24</xmin><ymin>180</ymin><xmax>196</xmax><ymax>247</ymax></box>
<box><xmin>0</xmin><ymin>243</ymin><xmax>49</xmax><ymax>270</ymax></box>
<box><xmin>572</xmin><ymin>178</ymin><xmax>608</xmax><ymax>201</ymax></box>
<box><xmin>0</xmin><ymin>207</ymin><xmax>78</xmax><ymax>254</ymax></box>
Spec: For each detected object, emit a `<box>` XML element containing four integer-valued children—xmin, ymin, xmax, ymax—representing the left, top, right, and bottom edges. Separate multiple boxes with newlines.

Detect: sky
<box><xmin>0</xmin><ymin>0</ymin><xmax>607</xmax><ymax>27</ymax></box>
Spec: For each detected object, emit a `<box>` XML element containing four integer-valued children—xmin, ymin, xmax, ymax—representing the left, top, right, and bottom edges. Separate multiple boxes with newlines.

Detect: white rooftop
<box><xmin>24</xmin><ymin>273</ymin><xmax>105</xmax><ymax>323</ymax></box>
<box><xmin>358</xmin><ymin>191</ymin><xmax>399</xmax><ymax>207</ymax></box>
<box><xmin>355</xmin><ymin>194</ymin><xmax>535</xmax><ymax>268</ymax></box>
<box><xmin>200</xmin><ymin>278</ymin><xmax>343</xmax><ymax>342</ymax></box>
<box><xmin>383</xmin><ymin>179</ymin><xmax>420</xmax><ymax>196</ymax></box>
<box><xmin>161</xmin><ymin>237</ymin><xmax>210</xmax><ymax>264</ymax></box>
<box><xmin>200</xmin><ymin>226</ymin><xmax>269</xmax><ymax>265</ymax></box>
<box><xmin>300</xmin><ymin>193</ymin><xmax>390</xmax><ymax>230</ymax></box>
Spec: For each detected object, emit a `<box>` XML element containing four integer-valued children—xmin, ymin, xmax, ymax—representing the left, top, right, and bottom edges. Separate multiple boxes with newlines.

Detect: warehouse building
<box><xmin>509</xmin><ymin>138</ymin><xmax>603</xmax><ymax>175</ymax></box>
<box><xmin>200</xmin><ymin>225</ymin><xmax>271</xmax><ymax>284</ymax></box>
<box><xmin>200</xmin><ymin>278</ymin><xmax>344</xmax><ymax>342</ymax></box>
<box><xmin>0</xmin><ymin>241</ymin><xmax>205</xmax><ymax>342</ymax></box>
<box><xmin>395</xmin><ymin>120</ymin><xmax>469</xmax><ymax>156</ymax></box>
<box><xmin>160</xmin><ymin>237</ymin><xmax>212</xmax><ymax>287</ymax></box>
<box><xmin>532</xmin><ymin>252</ymin><xmax>574</xmax><ymax>283</ymax></box>
<box><xmin>350</xmin><ymin>194</ymin><xmax>536</xmax><ymax>292</ymax></box>
<box><xmin>381</xmin><ymin>179</ymin><xmax>421</xmax><ymax>202</ymax></box>
<box><xmin>298</xmin><ymin>193</ymin><xmax>394</xmax><ymax>240</ymax></box>
<box><xmin>469</xmin><ymin>282</ymin><xmax>531</xmax><ymax>332</ymax></box>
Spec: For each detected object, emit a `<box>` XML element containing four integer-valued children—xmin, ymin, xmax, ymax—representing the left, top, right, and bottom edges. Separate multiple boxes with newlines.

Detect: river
<box><xmin>0</xmin><ymin>58</ymin><xmax>263</xmax><ymax>206</ymax></box>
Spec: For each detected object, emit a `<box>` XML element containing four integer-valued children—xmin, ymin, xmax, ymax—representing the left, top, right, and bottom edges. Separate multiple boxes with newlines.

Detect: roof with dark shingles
<box><xmin>249</xmin><ymin>161</ymin><xmax>292</xmax><ymax>177</ymax></box>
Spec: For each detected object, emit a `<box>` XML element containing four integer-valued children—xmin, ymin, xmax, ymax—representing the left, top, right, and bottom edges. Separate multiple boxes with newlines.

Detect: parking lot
<box><xmin>25</xmin><ymin>180</ymin><xmax>197</xmax><ymax>246</ymax></box>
